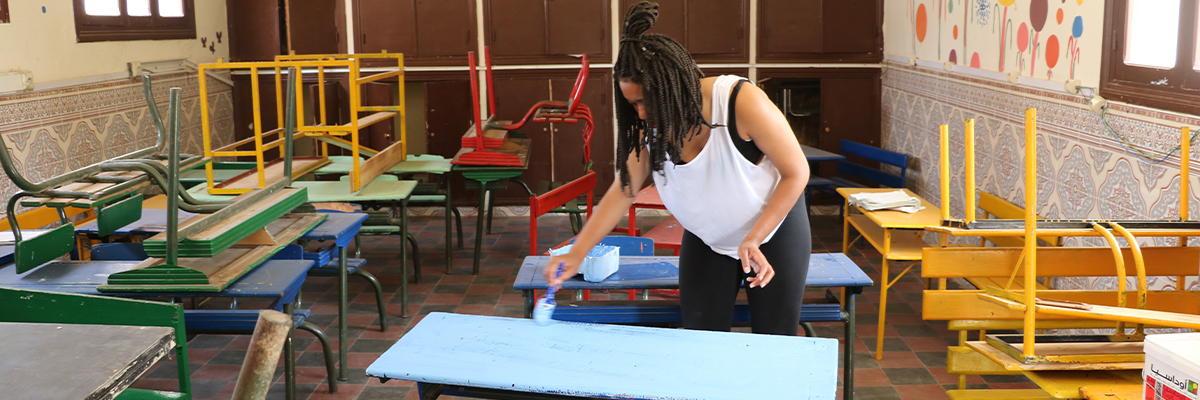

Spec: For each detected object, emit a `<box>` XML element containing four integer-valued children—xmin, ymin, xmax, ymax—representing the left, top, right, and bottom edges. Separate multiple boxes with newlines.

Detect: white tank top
<box><xmin>651</xmin><ymin>75</ymin><xmax>783</xmax><ymax>259</ymax></box>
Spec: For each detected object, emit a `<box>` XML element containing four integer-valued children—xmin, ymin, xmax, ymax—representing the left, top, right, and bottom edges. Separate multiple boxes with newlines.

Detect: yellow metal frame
<box><xmin>930</xmin><ymin>110</ymin><xmax>1200</xmax><ymax>396</ymax></box>
<box><xmin>275</xmin><ymin>52</ymin><xmax>407</xmax><ymax>193</ymax></box>
<box><xmin>197</xmin><ymin>52</ymin><xmax>406</xmax><ymax>194</ymax></box>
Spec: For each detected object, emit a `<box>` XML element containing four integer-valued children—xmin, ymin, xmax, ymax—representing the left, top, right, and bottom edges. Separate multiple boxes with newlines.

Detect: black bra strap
<box><xmin>727</xmin><ymin>79</ymin><xmax>763</xmax><ymax>164</ymax></box>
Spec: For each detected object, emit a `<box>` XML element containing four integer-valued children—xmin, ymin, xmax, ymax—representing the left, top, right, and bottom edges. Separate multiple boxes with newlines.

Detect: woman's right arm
<box><xmin>544</xmin><ymin>146</ymin><xmax>652</xmax><ymax>286</ymax></box>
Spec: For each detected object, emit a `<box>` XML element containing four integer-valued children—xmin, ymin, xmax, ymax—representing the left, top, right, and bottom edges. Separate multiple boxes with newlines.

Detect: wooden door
<box><xmin>414</xmin><ymin>0</ymin><xmax>476</xmax><ymax>60</ymax></box>
<box><xmin>227</xmin><ymin>0</ymin><xmax>282</xmax><ymax>62</ymax></box>
<box><xmin>551</xmin><ymin>70</ymin><xmax>613</xmax><ymax>198</ymax></box>
<box><xmin>684</xmin><ymin>0</ymin><xmax>746</xmax><ymax>62</ymax></box>
<box><xmin>287</xmin><ymin>0</ymin><xmax>338</xmax><ymax>55</ymax></box>
<box><xmin>757</xmin><ymin>0</ymin><xmax>881</xmax><ymax>63</ymax></box>
<box><xmin>758</xmin><ymin>0</ymin><xmax>821</xmax><ymax>57</ymax></box>
<box><xmin>546</xmin><ymin>0</ymin><xmax>610</xmax><ymax>60</ymax></box>
<box><xmin>821</xmin><ymin>76</ymin><xmax>881</xmax><ymax>149</ymax></box>
<box><xmin>355</xmin><ymin>0</ymin><xmax>418</xmax><ymax>56</ymax></box>
<box><xmin>492</xmin><ymin>76</ymin><xmax>552</xmax><ymax>205</ymax></box>
<box><xmin>485</xmin><ymin>0</ymin><xmax>547</xmax><ymax>59</ymax></box>
<box><xmin>423</xmin><ymin>80</ymin><xmax>474</xmax><ymax>203</ymax></box>
<box><xmin>361</xmin><ymin>82</ymin><xmax>395</xmax><ymax>151</ymax></box>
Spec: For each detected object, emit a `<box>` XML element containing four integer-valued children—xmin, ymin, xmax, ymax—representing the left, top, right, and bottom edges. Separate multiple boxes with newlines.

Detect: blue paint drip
<box><xmin>1072</xmin><ymin>16</ymin><xmax>1084</xmax><ymax>38</ymax></box>
<box><xmin>42</xmin><ymin>6</ymin><xmax>46</xmax><ymax>13</ymax></box>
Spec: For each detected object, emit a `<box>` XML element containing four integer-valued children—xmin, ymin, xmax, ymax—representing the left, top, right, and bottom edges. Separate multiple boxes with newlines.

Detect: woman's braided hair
<box><xmin>614</xmin><ymin>1</ymin><xmax>710</xmax><ymax>195</ymax></box>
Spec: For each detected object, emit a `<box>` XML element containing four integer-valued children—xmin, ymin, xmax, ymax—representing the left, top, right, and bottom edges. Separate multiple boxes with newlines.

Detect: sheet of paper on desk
<box><xmin>848</xmin><ymin>190</ymin><xmax>925</xmax><ymax>213</ymax></box>
<box><xmin>0</xmin><ymin>229</ymin><xmax>51</xmax><ymax>245</ymax></box>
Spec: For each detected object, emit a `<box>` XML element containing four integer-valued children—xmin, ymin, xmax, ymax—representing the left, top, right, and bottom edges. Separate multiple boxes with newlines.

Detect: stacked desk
<box><xmin>0</xmin><ymin>322</ymin><xmax>174</xmax><ymax>400</ymax></box>
<box><xmin>78</xmin><ymin>204</ymin><xmax>373</xmax><ymax>383</ymax></box>
<box><xmin>453</xmin><ymin>135</ymin><xmax>532</xmax><ymax>274</ymax></box>
<box><xmin>314</xmin><ymin>155</ymin><xmax>457</xmax><ymax>273</ymax></box>
<box><xmin>514</xmin><ymin>252</ymin><xmax>871</xmax><ymax>400</ymax></box>
<box><xmin>837</xmin><ymin>187</ymin><xmax>941</xmax><ymax>360</ymax></box>
<box><xmin>0</xmin><ymin>258</ymin><xmax>321</xmax><ymax>400</ymax></box>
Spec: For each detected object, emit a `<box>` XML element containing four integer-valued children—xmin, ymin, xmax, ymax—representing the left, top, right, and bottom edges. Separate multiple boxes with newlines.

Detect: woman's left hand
<box><xmin>738</xmin><ymin>240</ymin><xmax>775</xmax><ymax>288</ymax></box>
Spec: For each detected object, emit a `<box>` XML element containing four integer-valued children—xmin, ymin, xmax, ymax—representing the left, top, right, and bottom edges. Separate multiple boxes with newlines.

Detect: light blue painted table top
<box><xmin>365</xmin><ymin>312</ymin><xmax>838</xmax><ymax>400</ymax></box>
<box><xmin>514</xmin><ymin>253</ymin><xmax>873</xmax><ymax>290</ymax></box>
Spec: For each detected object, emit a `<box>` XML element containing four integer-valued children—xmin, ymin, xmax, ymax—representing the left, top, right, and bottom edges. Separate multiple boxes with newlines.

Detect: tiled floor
<box><xmin>127</xmin><ymin>213</ymin><xmax>1038</xmax><ymax>400</ymax></box>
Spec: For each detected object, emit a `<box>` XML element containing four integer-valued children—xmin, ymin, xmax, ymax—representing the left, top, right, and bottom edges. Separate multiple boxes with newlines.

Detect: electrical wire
<box><xmin>1092</xmin><ymin>92</ymin><xmax>1200</xmax><ymax>165</ymax></box>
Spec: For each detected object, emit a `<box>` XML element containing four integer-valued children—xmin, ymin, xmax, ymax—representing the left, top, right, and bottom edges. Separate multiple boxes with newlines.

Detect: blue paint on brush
<box><xmin>533</xmin><ymin>262</ymin><xmax>564</xmax><ymax>326</ymax></box>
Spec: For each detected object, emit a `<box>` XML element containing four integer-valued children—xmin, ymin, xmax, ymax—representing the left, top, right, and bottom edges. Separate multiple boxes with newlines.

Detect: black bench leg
<box><xmin>801</xmin><ymin>322</ymin><xmax>816</xmax><ymax>337</ymax></box>
<box><xmin>297</xmin><ymin>321</ymin><xmax>338</xmax><ymax>394</ymax></box>
<box><xmin>453</xmin><ymin>206</ymin><xmax>464</xmax><ymax>248</ymax></box>
<box><xmin>354</xmin><ymin>269</ymin><xmax>388</xmax><ymax>332</ymax></box>
<box><xmin>354</xmin><ymin>235</ymin><xmax>362</xmax><ymax>259</ymax></box>
<box><xmin>406</xmin><ymin>232</ymin><xmax>421</xmax><ymax>283</ymax></box>
<box><xmin>419</xmin><ymin>383</ymin><xmax>448</xmax><ymax>400</ymax></box>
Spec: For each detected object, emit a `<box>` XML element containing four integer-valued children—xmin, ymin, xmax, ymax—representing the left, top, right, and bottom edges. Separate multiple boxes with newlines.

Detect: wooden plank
<box><xmin>947</xmin><ymin>345</ymin><xmax>1018</xmax><ymax>375</ymax></box>
<box><xmin>1023</xmin><ymin>370</ymin><xmax>1143</xmax><ymax>399</ymax></box>
<box><xmin>966</xmin><ymin>277</ymin><xmax>1048</xmax><ymax>291</ymax></box>
<box><xmin>948</xmin><ymin>320</ymin><xmax>1129</xmax><ymax>331</ymax></box>
<box><xmin>947</xmin><ymin>389</ymin><xmax>1057</xmax><ymax>400</ymax></box>
<box><xmin>357</xmin><ymin>141</ymin><xmax>408</xmax><ymax>192</ymax></box>
<box><xmin>984</xmin><ymin>335</ymin><xmax>1144</xmax><ymax>362</ymax></box>
<box><xmin>644</xmin><ymin>216</ymin><xmax>683</xmax><ymax>250</ymax></box>
<box><xmin>346</xmin><ymin>111</ymin><xmax>396</xmax><ymax>129</ymax></box>
<box><xmin>847</xmin><ymin>214</ymin><xmax>928</xmax><ymax>260</ymax></box>
<box><xmin>216</xmin><ymin>157</ymin><xmax>329</xmax><ymax>191</ymax></box>
<box><xmin>927</xmin><ymin>225</ymin><xmax>1200</xmax><ymax>238</ymax></box>
<box><xmin>1078</xmin><ymin>386</ymin><xmax>1142</xmax><ymax>400</ymax></box>
<box><xmin>922</xmin><ymin>247</ymin><xmax>1200</xmax><ymax>278</ymax></box>
<box><xmin>923</xmin><ymin>290</ymin><xmax>1200</xmax><ymax>320</ymax></box>
<box><xmin>1033</xmin><ymin>299</ymin><xmax>1200</xmax><ymax>330</ymax></box>
<box><xmin>0</xmin><ymin>323</ymin><xmax>174</xmax><ymax>400</ymax></box>
<box><xmin>964</xmin><ymin>341</ymin><xmax>1145</xmax><ymax>371</ymax></box>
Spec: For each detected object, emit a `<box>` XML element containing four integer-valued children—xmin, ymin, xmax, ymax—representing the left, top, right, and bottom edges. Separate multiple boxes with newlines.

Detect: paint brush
<box><xmin>533</xmin><ymin>262</ymin><xmax>565</xmax><ymax>326</ymax></box>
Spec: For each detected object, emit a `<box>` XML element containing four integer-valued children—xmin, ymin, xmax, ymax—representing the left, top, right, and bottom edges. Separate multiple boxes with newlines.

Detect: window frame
<box><xmin>1101</xmin><ymin>0</ymin><xmax>1200</xmax><ymax>115</ymax></box>
<box><xmin>72</xmin><ymin>0</ymin><xmax>196</xmax><ymax>42</ymax></box>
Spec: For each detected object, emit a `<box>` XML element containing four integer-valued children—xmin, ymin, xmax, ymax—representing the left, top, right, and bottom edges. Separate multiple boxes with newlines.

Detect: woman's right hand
<box><xmin>545</xmin><ymin>250</ymin><xmax>586</xmax><ymax>288</ymax></box>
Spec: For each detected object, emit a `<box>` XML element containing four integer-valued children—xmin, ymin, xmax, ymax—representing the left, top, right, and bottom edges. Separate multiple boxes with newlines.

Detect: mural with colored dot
<box><xmin>894</xmin><ymin>0</ymin><xmax>1097</xmax><ymax>85</ymax></box>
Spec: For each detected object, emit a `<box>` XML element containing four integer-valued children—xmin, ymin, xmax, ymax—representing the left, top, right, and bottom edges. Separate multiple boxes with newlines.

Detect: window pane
<box><xmin>157</xmin><ymin>0</ymin><xmax>183</xmax><ymax>17</ymax></box>
<box><xmin>1125</xmin><ymin>0</ymin><xmax>1180</xmax><ymax>69</ymax></box>
<box><xmin>127</xmin><ymin>0</ymin><xmax>150</xmax><ymax>16</ymax></box>
<box><xmin>84</xmin><ymin>0</ymin><xmax>121</xmax><ymax>16</ymax></box>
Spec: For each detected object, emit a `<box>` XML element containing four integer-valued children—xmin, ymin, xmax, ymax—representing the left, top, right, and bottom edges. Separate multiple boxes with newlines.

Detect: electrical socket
<box><xmin>1089</xmin><ymin>96</ymin><xmax>1108</xmax><ymax>113</ymax></box>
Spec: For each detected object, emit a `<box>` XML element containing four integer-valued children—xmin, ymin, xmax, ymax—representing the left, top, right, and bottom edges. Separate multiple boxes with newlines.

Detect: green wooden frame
<box><xmin>0</xmin><ymin>287</ymin><xmax>192</xmax><ymax>399</ymax></box>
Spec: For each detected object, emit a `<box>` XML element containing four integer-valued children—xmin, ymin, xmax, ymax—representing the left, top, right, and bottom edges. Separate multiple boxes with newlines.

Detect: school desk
<box><xmin>314</xmin><ymin>155</ymin><xmax>457</xmax><ymax>275</ymax></box>
<box><xmin>186</xmin><ymin>178</ymin><xmax>418</xmax><ymax>318</ymax></box>
<box><xmin>0</xmin><ymin>322</ymin><xmax>174</xmax><ymax>400</ymax></box>
<box><xmin>0</xmin><ymin>258</ymin><xmax>322</xmax><ymax>400</ymax></box>
<box><xmin>366</xmin><ymin>312</ymin><xmax>838</xmax><ymax>400</ymax></box>
<box><xmin>514</xmin><ymin>252</ymin><xmax>871</xmax><ymax>400</ymax></box>
<box><xmin>77</xmin><ymin>209</ymin><xmax>370</xmax><ymax>382</ymax></box>
<box><xmin>837</xmin><ymin>187</ymin><xmax>941</xmax><ymax>360</ymax></box>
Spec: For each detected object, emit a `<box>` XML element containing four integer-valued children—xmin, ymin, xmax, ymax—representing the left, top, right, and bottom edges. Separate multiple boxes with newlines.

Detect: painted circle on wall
<box><xmin>1030</xmin><ymin>0</ymin><xmax>1049</xmax><ymax>31</ymax></box>
<box><xmin>971</xmin><ymin>52</ymin><xmax>981</xmax><ymax>68</ymax></box>
<box><xmin>916</xmin><ymin>4</ymin><xmax>928</xmax><ymax>43</ymax></box>
<box><xmin>999</xmin><ymin>0</ymin><xmax>1016</xmax><ymax>6</ymax></box>
<box><xmin>1046</xmin><ymin>35</ymin><xmax>1060</xmax><ymax>68</ymax></box>
<box><xmin>1018</xmin><ymin>23</ymin><xmax>1030</xmax><ymax>52</ymax></box>
<box><xmin>950</xmin><ymin>49</ymin><xmax>958</xmax><ymax>63</ymax></box>
<box><xmin>953</xmin><ymin>25</ymin><xmax>959</xmax><ymax>39</ymax></box>
<box><xmin>1072</xmin><ymin>16</ymin><xmax>1084</xmax><ymax>38</ymax></box>
<box><xmin>1056</xmin><ymin>8</ymin><xmax>1064</xmax><ymax>24</ymax></box>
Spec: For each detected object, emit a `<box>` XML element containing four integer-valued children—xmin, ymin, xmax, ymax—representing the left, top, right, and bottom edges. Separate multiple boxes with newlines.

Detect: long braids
<box><xmin>614</xmin><ymin>1</ymin><xmax>710</xmax><ymax>195</ymax></box>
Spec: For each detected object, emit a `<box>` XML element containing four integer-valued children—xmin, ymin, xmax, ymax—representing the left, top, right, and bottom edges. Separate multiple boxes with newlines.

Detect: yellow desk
<box><xmin>837</xmin><ymin>187</ymin><xmax>942</xmax><ymax>359</ymax></box>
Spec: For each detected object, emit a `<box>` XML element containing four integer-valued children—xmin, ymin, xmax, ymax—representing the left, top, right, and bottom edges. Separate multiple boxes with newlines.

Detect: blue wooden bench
<box><xmin>815</xmin><ymin>140</ymin><xmax>910</xmax><ymax>216</ymax></box>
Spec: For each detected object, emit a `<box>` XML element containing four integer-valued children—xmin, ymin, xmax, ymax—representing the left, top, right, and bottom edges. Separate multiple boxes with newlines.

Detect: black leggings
<box><xmin>678</xmin><ymin>196</ymin><xmax>811</xmax><ymax>336</ymax></box>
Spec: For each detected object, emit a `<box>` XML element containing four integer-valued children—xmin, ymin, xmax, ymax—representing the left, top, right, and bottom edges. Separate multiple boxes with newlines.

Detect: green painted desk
<box><xmin>453</xmin><ymin>165</ymin><xmax>528</xmax><ymax>274</ymax></box>
<box><xmin>314</xmin><ymin>155</ymin><xmax>457</xmax><ymax>273</ymax></box>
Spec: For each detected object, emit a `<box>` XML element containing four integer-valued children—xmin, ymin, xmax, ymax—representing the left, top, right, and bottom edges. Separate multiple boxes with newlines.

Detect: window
<box><xmin>73</xmin><ymin>0</ymin><xmax>195</xmax><ymax>42</ymax></box>
<box><xmin>1101</xmin><ymin>0</ymin><xmax>1200</xmax><ymax>114</ymax></box>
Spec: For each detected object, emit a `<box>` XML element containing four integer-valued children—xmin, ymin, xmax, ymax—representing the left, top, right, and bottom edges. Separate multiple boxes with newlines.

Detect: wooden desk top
<box><xmin>0</xmin><ymin>322</ymin><xmax>174</xmax><ymax>400</ymax></box>
<box><xmin>836</xmin><ymin>187</ymin><xmax>942</xmax><ymax>229</ymax></box>
<box><xmin>514</xmin><ymin>253</ymin><xmax>873</xmax><ymax>291</ymax></box>
<box><xmin>314</xmin><ymin>155</ymin><xmax>452</xmax><ymax>175</ymax></box>
<box><xmin>184</xmin><ymin>179</ymin><xmax>417</xmax><ymax>203</ymax></box>
<box><xmin>365</xmin><ymin>312</ymin><xmax>838</xmax><ymax>400</ymax></box>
